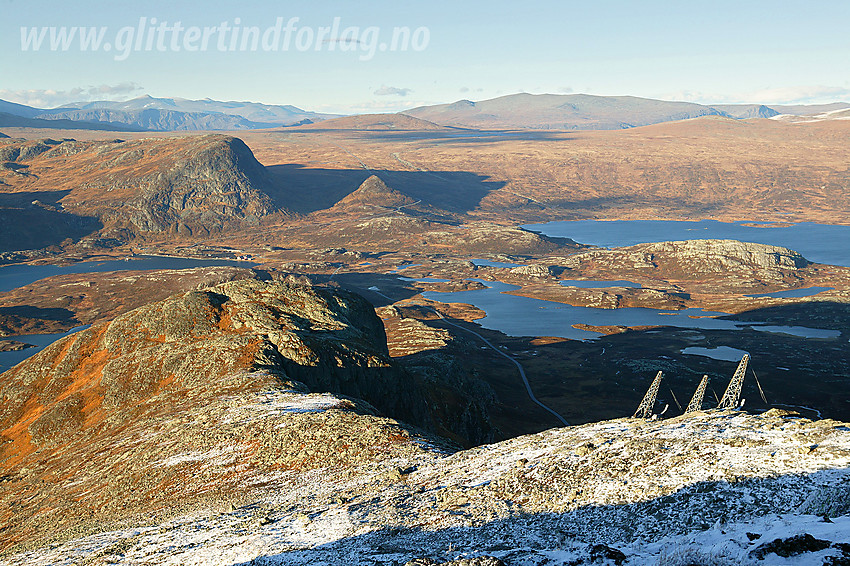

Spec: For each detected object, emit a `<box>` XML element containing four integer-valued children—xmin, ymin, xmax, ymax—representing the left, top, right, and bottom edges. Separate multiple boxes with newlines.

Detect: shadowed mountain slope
<box><xmin>0</xmin><ymin>135</ymin><xmax>285</xmax><ymax>243</ymax></box>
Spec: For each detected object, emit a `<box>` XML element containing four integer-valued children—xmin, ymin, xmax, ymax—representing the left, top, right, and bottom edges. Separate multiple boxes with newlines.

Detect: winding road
<box><xmin>428</xmin><ymin>307</ymin><xmax>570</xmax><ymax>427</ymax></box>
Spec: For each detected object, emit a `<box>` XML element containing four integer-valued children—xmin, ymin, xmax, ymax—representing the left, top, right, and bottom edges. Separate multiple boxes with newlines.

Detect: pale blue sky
<box><xmin>2</xmin><ymin>0</ymin><xmax>849</xmax><ymax>113</ymax></box>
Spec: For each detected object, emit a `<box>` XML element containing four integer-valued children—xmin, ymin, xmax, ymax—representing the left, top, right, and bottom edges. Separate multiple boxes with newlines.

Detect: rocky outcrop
<box><xmin>561</xmin><ymin>239</ymin><xmax>810</xmax><ymax>288</ymax></box>
<box><xmin>78</xmin><ymin>135</ymin><xmax>280</xmax><ymax>235</ymax></box>
<box><xmin>509</xmin><ymin>263</ymin><xmax>554</xmax><ymax>278</ymax></box>
<box><xmin>0</xmin><ymin>266</ymin><xmax>264</xmax><ymax>337</ymax></box>
<box><xmin>516</xmin><ymin>285</ymin><xmax>689</xmax><ymax>310</ymax></box>
<box><xmin>636</xmin><ymin>239</ymin><xmax>809</xmax><ymax>271</ymax></box>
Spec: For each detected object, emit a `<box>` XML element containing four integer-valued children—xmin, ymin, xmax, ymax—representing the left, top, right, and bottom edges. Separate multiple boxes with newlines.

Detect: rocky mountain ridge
<box><xmin>0</xmin><ymin>279</ymin><xmax>499</xmax><ymax>553</ymax></box>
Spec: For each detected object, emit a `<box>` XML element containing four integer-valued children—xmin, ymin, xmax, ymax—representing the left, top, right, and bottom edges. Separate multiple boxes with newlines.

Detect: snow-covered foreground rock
<box><xmin>6</xmin><ymin>409</ymin><xmax>850</xmax><ymax>566</ymax></box>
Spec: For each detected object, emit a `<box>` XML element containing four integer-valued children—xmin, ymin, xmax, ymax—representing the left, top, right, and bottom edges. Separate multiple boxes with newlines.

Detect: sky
<box><xmin>1</xmin><ymin>0</ymin><xmax>849</xmax><ymax>114</ymax></box>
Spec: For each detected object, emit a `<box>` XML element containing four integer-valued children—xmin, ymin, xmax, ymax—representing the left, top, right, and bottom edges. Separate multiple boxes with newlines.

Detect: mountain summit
<box><xmin>405</xmin><ymin>93</ymin><xmax>731</xmax><ymax>130</ymax></box>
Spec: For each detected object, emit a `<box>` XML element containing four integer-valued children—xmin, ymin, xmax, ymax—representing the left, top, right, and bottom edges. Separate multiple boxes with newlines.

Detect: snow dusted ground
<box><xmin>5</xmin><ymin>410</ymin><xmax>850</xmax><ymax>566</ymax></box>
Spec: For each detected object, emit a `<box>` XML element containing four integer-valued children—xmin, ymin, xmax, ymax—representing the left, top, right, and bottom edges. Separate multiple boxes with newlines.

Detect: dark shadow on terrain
<box><xmin>392</xmin><ymin>295</ymin><xmax>850</xmax><ymax>429</ymax></box>
<box><xmin>0</xmin><ymin>307</ymin><xmax>80</xmax><ymax>341</ymax></box>
<box><xmin>315</xmin><ymin>272</ymin><xmax>425</xmax><ymax>308</ymax></box>
<box><xmin>540</xmin><ymin>194</ymin><xmax>725</xmax><ymax>216</ymax></box>
<box><xmin>292</xmin><ymin>128</ymin><xmax>573</xmax><ymax>144</ymax></box>
<box><xmin>0</xmin><ymin>190</ymin><xmax>72</xmax><ymax>208</ymax></box>
<box><xmin>230</xmin><ymin>466</ymin><xmax>850</xmax><ymax>565</ymax></box>
<box><xmin>265</xmin><ymin>164</ymin><xmax>506</xmax><ymax>215</ymax></box>
<box><xmin>0</xmin><ymin>191</ymin><xmax>102</xmax><ymax>252</ymax></box>
<box><xmin>0</xmin><ymin>305</ymin><xmax>77</xmax><ymax>323</ymax></box>
<box><xmin>723</xmin><ymin>301</ymin><xmax>850</xmax><ymax>333</ymax></box>
<box><xmin>585</xmin><ymin>300</ymin><xmax>850</xmax><ymax>422</ymax></box>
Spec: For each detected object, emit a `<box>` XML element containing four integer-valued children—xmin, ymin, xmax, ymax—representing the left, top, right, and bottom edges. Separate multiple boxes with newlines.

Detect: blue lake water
<box><xmin>745</xmin><ymin>287</ymin><xmax>834</xmax><ymax>299</ymax></box>
<box><xmin>422</xmin><ymin>280</ymin><xmax>841</xmax><ymax>341</ymax></box>
<box><xmin>0</xmin><ymin>256</ymin><xmax>256</xmax><ymax>293</ymax></box>
<box><xmin>0</xmin><ymin>326</ymin><xmax>89</xmax><ymax>372</ymax></box>
<box><xmin>561</xmin><ymin>279</ymin><xmax>642</xmax><ymax>289</ymax></box>
<box><xmin>522</xmin><ymin>219</ymin><xmax>850</xmax><ymax>267</ymax></box>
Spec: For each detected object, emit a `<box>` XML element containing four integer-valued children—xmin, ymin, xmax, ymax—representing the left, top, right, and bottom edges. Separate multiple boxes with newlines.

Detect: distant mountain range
<box><xmin>1</xmin><ymin>93</ymin><xmax>848</xmax><ymax>133</ymax></box>
<box><xmin>0</xmin><ymin>95</ymin><xmax>339</xmax><ymax>132</ymax></box>
<box><xmin>404</xmin><ymin>93</ymin><xmax>850</xmax><ymax>130</ymax></box>
<box><xmin>0</xmin><ymin>111</ymin><xmax>143</xmax><ymax>132</ymax></box>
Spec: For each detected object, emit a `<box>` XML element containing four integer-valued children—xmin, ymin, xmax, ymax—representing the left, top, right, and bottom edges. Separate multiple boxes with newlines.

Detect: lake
<box><xmin>745</xmin><ymin>287</ymin><xmax>833</xmax><ymax>299</ymax></box>
<box><xmin>422</xmin><ymin>280</ymin><xmax>841</xmax><ymax>342</ymax></box>
<box><xmin>0</xmin><ymin>326</ymin><xmax>89</xmax><ymax>372</ymax></box>
<box><xmin>522</xmin><ymin>219</ymin><xmax>850</xmax><ymax>267</ymax></box>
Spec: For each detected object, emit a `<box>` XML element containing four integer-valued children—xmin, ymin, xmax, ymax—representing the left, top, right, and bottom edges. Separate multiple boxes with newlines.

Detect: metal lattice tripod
<box><xmin>633</xmin><ymin>371</ymin><xmax>663</xmax><ymax>419</ymax></box>
<box><xmin>718</xmin><ymin>354</ymin><xmax>749</xmax><ymax>409</ymax></box>
<box><xmin>685</xmin><ymin>375</ymin><xmax>709</xmax><ymax>413</ymax></box>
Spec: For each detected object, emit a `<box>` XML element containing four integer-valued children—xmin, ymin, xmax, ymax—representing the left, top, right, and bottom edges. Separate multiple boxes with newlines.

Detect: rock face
<box><xmin>0</xmin><ymin>135</ymin><xmax>284</xmax><ymax>246</ymax></box>
<box><xmin>8</xmin><ymin>410</ymin><xmax>850</xmax><ymax>565</ymax></box>
<box><xmin>636</xmin><ymin>239</ymin><xmax>809</xmax><ymax>271</ymax></box>
<box><xmin>68</xmin><ymin>135</ymin><xmax>280</xmax><ymax>236</ymax></box>
<box><xmin>333</xmin><ymin>175</ymin><xmax>418</xmax><ymax>211</ymax></box>
<box><xmin>561</xmin><ymin>239</ymin><xmax>810</xmax><ymax>288</ymax></box>
<box><xmin>0</xmin><ymin>280</ymin><xmax>465</xmax><ymax>552</ymax></box>
<box><xmin>378</xmin><ymin>305</ymin><xmax>498</xmax><ymax>446</ymax></box>
<box><xmin>509</xmin><ymin>263</ymin><xmax>554</xmax><ymax>278</ymax></box>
